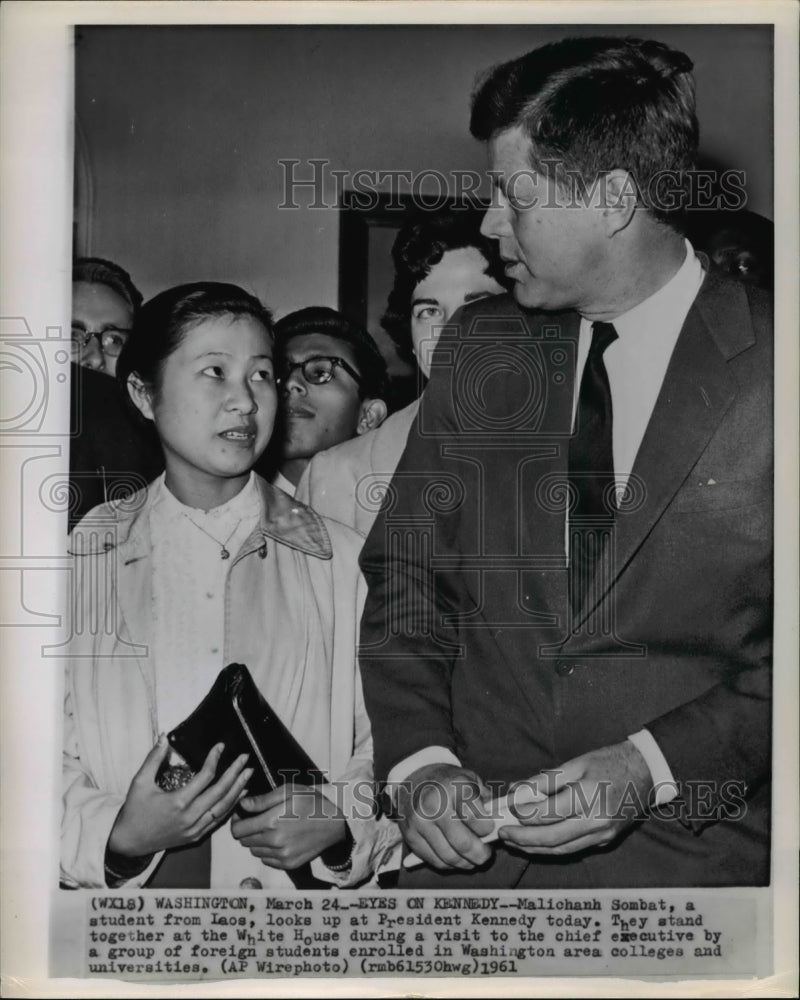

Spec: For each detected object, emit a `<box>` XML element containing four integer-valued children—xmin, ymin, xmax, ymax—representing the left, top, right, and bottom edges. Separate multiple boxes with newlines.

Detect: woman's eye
<box><xmin>416</xmin><ymin>306</ymin><xmax>443</xmax><ymax>320</ymax></box>
<box><xmin>251</xmin><ymin>368</ymin><xmax>274</xmax><ymax>383</ymax></box>
<box><xmin>201</xmin><ymin>365</ymin><xmax>225</xmax><ymax>379</ymax></box>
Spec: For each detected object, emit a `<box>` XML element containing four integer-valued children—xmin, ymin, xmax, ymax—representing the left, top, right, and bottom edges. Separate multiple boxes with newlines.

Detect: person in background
<box><xmin>688</xmin><ymin>208</ymin><xmax>773</xmax><ymax>289</ymax></box>
<box><xmin>69</xmin><ymin>258</ymin><xmax>160</xmax><ymax>527</ymax></box>
<box><xmin>72</xmin><ymin>257</ymin><xmax>142</xmax><ymax>377</ymax></box>
<box><xmin>68</xmin><ymin>362</ymin><xmax>164</xmax><ymax>529</ymax></box>
<box><xmin>295</xmin><ymin>214</ymin><xmax>505</xmax><ymax>535</ymax></box>
<box><xmin>263</xmin><ymin>307</ymin><xmax>389</xmax><ymax>497</ymax></box>
<box><xmin>62</xmin><ymin>282</ymin><xmax>397</xmax><ymax>890</ymax></box>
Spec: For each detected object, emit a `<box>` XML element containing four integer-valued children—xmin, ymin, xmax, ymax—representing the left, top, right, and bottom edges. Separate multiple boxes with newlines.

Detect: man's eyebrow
<box><xmin>284</xmin><ymin>350</ymin><xmax>327</xmax><ymax>362</ymax></box>
<box><xmin>71</xmin><ymin>320</ymin><xmax>130</xmax><ymax>331</ymax></box>
<box><xmin>411</xmin><ymin>297</ymin><xmax>439</xmax><ymax>308</ymax></box>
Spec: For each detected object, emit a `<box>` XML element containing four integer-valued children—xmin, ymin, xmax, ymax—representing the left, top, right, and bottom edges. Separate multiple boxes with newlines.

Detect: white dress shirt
<box><xmin>573</xmin><ymin>239</ymin><xmax>704</xmax><ymax>491</ymax></box>
<box><xmin>389</xmin><ymin>242</ymin><xmax>706</xmax><ymax>808</ymax></box>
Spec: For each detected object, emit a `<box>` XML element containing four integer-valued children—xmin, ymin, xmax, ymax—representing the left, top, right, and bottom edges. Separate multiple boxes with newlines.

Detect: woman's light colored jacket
<box><xmin>61</xmin><ymin>475</ymin><xmax>398</xmax><ymax>889</ymax></box>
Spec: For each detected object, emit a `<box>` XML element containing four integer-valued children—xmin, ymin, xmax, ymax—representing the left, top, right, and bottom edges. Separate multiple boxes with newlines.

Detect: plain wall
<box><xmin>75</xmin><ymin>24</ymin><xmax>773</xmax><ymax>325</ymax></box>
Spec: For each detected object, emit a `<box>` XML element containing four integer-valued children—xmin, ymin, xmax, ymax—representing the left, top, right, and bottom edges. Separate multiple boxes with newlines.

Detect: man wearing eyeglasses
<box><xmin>69</xmin><ymin>257</ymin><xmax>162</xmax><ymax>527</ymax></box>
<box><xmin>72</xmin><ymin>257</ymin><xmax>141</xmax><ymax>377</ymax></box>
<box><xmin>268</xmin><ymin>307</ymin><xmax>389</xmax><ymax>496</ymax></box>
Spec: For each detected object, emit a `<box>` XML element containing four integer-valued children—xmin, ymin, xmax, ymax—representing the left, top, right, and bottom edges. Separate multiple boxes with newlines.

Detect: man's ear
<box><xmin>600</xmin><ymin>169</ymin><xmax>638</xmax><ymax>236</ymax></box>
<box><xmin>127</xmin><ymin>373</ymin><xmax>156</xmax><ymax>423</ymax></box>
<box><xmin>356</xmin><ymin>397</ymin><xmax>388</xmax><ymax>435</ymax></box>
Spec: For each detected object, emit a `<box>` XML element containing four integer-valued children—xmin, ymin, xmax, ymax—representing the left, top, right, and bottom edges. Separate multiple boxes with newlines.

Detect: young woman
<box><xmin>296</xmin><ymin>212</ymin><xmax>506</xmax><ymax>535</ymax></box>
<box><xmin>61</xmin><ymin>282</ymin><xmax>397</xmax><ymax>889</ymax></box>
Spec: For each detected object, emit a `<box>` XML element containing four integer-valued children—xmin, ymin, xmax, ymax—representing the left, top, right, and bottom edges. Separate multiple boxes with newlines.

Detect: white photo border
<box><xmin>0</xmin><ymin>2</ymin><xmax>797</xmax><ymax>997</ymax></box>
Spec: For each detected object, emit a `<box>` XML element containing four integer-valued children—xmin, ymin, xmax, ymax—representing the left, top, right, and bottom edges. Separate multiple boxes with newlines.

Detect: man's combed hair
<box><xmin>470</xmin><ymin>36</ymin><xmax>699</xmax><ymax>227</ymax></box>
<box><xmin>273</xmin><ymin>306</ymin><xmax>388</xmax><ymax>401</ymax></box>
<box><xmin>381</xmin><ymin>211</ymin><xmax>506</xmax><ymax>364</ymax></box>
<box><xmin>73</xmin><ymin>256</ymin><xmax>144</xmax><ymax>312</ymax></box>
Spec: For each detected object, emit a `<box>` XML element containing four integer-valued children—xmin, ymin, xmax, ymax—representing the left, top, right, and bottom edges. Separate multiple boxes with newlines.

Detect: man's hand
<box><xmin>108</xmin><ymin>737</ymin><xmax>253</xmax><ymax>857</ymax></box>
<box><xmin>394</xmin><ymin>763</ymin><xmax>496</xmax><ymax>870</ymax></box>
<box><xmin>231</xmin><ymin>785</ymin><xmax>347</xmax><ymax>870</ymax></box>
<box><xmin>499</xmin><ymin>740</ymin><xmax>653</xmax><ymax>855</ymax></box>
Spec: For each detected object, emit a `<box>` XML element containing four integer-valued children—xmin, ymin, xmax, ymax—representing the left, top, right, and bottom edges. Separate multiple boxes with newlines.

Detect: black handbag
<box><xmin>163</xmin><ymin>663</ymin><xmax>325</xmax><ymax>796</ymax></box>
<box><xmin>158</xmin><ymin>663</ymin><xmax>332</xmax><ymax>889</ymax></box>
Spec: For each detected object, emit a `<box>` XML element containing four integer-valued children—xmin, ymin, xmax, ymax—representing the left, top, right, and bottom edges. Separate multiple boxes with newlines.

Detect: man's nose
<box><xmin>282</xmin><ymin>366</ymin><xmax>307</xmax><ymax>395</ymax></box>
<box><xmin>79</xmin><ymin>337</ymin><xmax>105</xmax><ymax>371</ymax></box>
<box><xmin>480</xmin><ymin>204</ymin><xmax>504</xmax><ymax>239</ymax></box>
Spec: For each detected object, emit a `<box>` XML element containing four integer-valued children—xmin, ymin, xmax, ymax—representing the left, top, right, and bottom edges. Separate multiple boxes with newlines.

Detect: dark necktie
<box><xmin>568</xmin><ymin>321</ymin><xmax>618</xmax><ymax>606</ymax></box>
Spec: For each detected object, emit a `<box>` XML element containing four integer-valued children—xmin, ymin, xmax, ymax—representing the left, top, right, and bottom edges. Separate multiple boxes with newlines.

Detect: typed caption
<box><xmin>51</xmin><ymin>889</ymin><xmax>762</xmax><ymax>981</ymax></box>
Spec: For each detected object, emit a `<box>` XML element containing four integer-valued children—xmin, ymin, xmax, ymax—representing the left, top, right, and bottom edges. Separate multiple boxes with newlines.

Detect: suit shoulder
<box><xmin>742</xmin><ymin>282</ymin><xmax>773</xmax><ymax>335</ymax></box>
<box><xmin>695</xmin><ymin>270</ymin><xmax>773</xmax><ymax>364</ymax></box>
<box><xmin>307</xmin><ymin>404</ymin><xmax>418</xmax><ymax>484</ymax></box>
<box><xmin>453</xmin><ymin>293</ymin><xmax>575</xmax><ymax>339</ymax></box>
<box><xmin>311</xmin><ymin>427</ymin><xmax>374</xmax><ymax>470</ymax></box>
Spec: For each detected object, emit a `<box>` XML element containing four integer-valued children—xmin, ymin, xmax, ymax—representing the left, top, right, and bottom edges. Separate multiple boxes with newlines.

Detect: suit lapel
<box><xmin>519</xmin><ymin>312</ymin><xmax>577</xmax><ymax>621</ymax></box>
<box><xmin>572</xmin><ymin>274</ymin><xmax>749</xmax><ymax>626</ymax></box>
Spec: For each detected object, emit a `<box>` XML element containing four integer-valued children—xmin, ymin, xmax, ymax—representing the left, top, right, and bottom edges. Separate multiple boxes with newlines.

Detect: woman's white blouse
<box><xmin>149</xmin><ymin>473</ymin><xmax>262</xmax><ymax>733</ymax></box>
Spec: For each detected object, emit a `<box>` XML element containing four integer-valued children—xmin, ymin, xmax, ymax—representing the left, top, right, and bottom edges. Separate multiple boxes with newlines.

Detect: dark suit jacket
<box><xmin>359</xmin><ymin>269</ymin><xmax>772</xmax><ymax>888</ymax></box>
<box><xmin>69</xmin><ymin>364</ymin><xmax>163</xmax><ymax>530</ymax></box>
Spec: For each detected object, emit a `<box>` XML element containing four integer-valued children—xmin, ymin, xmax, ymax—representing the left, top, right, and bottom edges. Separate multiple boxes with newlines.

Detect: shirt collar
<box><xmin>70</xmin><ymin>473</ymin><xmax>333</xmax><ymax>561</ymax></box>
<box><xmin>271</xmin><ymin>470</ymin><xmax>297</xmax><ymax>498</ymax></box>
<box><xmin>597</xmin><ymin>239</ymin><xmax>704</xmax><ymax>344</ymax></box>
<box><xmin>253</xmin><ymin>476</ymin><xmax>332</xmax><ymax>559</ymax></box>
<box><xmin>151</xmin><ymin>471</ymin><xmax>262</xmax><ymax>529</ymax></box>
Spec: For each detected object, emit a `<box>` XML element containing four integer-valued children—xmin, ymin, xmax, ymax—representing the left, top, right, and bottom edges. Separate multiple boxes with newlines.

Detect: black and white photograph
<box><xmin>0</xmin><ymin>2</ymin><xmax>797</xmax><ymax>996</ymax></box>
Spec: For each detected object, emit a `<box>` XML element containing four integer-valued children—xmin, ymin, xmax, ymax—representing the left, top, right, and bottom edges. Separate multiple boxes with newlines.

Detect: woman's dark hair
<box><xmin>73</xmin><ymin>256</ymin><xmax>143</xmax><ymax>313</ymax></box>
<box><xmin>470</xmin><ymin>36</ymin><xmax>698</xmax><ymax>228</ymax></box>
<box><xmin>273</xmin><ymin>305</ymin><xmax>388</xmax><ymax>401</ymax></box>
<box><xmin>381</xmin><ymin>212</ymin><xmax>506</xmax><ymax>364</ymax></box>
<box><xmin>116</xmin><ymin>282</ymin><xmax>273</xmax><ymax>392</ymax></box>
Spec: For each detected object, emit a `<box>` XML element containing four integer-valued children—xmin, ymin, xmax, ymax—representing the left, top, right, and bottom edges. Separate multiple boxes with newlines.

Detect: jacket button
<box><xmin>555</xmin><ymin>661</ymin><xmax>575</xmax><ymax>677</ymax></box>
<box><xmin>239</xmin><ymin>877</ymin><xmax>262</xmax><ymax>889</ymax></box>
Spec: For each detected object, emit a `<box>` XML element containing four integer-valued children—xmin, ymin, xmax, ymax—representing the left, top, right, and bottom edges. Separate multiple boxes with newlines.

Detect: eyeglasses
<box><xmin>71</xmin><ymin>326</ymin><xmax>131</xmax><ymax>358</ymax></box>
<box><xmin>278</xmin><ymin>355</ymin><xmax>363</xmax><ymax>388</ymax></box>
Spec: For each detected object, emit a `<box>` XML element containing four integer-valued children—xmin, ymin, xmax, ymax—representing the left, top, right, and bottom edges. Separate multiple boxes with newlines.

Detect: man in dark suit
<box><xmin>358</xmin><ymin>36</ymin><xmax>771</xmax><ymax>888</ymax></box>
<box><xmin>69</xmin><ymin>363</ymin><xmax>163</xmax><ymax>529</ymax></box>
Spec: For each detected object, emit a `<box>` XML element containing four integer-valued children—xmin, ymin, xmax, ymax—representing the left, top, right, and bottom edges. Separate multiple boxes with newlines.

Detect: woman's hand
<box><xmin>108</xmin><ymin>735</ymin><xmax>254</xmax><ymax>857</ymax></box>
<box><xmin>231</xmin><ymin>785</ymin><xmax>347</xmax><ymax>870</ymax></box>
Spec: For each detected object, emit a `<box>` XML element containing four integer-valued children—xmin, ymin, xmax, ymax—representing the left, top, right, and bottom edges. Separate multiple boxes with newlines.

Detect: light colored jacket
<box><xmin>61</xmin><ymin>475</ymin><xmax>399</xmax><ymax>889</ymax></box>
<box><xmin>296</xmin><ymin>399</ymin><xmax>420</xmax><ymax>536</ymax></box>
